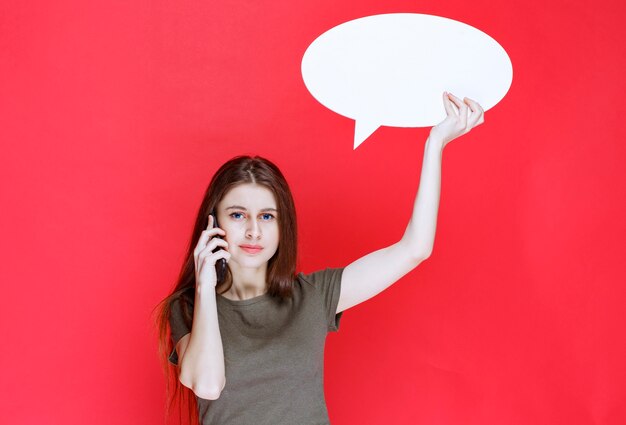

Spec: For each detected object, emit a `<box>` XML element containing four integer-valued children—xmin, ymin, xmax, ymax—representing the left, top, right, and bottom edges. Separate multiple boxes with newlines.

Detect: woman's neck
<box><xmin>222</xmin><ymin>263</ymin><xmax>268</xmax><ymax>300</ymax></box>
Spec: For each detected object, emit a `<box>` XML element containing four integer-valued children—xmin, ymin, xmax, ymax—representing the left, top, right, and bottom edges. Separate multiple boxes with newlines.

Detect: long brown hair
<box><xmin>152</xmin><ymin>155</ymin><xmax>298</xmax><ymax>424</ymax></box>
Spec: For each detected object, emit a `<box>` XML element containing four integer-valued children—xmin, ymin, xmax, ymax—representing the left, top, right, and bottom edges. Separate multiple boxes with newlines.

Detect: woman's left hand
<box><xmin>429</xmin><ymin>92</ymin><xmax>485</xmax><ymax>149</ymax></box>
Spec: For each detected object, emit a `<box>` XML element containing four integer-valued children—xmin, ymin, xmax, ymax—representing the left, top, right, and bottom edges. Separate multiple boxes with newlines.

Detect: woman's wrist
<box><xmin>426</xmin><ymin>134</ymin><xmax>445</xmax><ymax>152</ymax></box>
<box><xmin>196</xmin><ymin>282</ymin><xmax>217</xmax><ymax>297</ymax></box>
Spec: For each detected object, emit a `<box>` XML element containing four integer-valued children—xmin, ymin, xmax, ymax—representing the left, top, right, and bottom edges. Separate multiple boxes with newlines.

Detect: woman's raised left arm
<box><xmin>337</xmin><ymin>92</ymin><xmax>485</xmax><ymax>314</ymax></box>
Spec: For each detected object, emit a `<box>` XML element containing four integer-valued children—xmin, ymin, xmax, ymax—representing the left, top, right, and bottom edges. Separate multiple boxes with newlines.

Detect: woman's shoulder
<box><xmin>295</xmin><ymin>267</ymin><xmax>344</xmax><ymax>289</ymax></box>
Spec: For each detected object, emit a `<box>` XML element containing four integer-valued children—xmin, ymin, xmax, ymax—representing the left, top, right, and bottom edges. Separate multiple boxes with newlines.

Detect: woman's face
<box><xmin>216</xmin><ymin>183</ymin><xmax>280</xmax><ymax>270</ymax></box>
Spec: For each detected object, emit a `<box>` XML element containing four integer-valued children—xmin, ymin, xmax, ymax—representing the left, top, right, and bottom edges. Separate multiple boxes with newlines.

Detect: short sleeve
<box><xmin>299</xmin><ymin>267</ymin><xmax>345</xmax><ymax>332</ymax></box>
<box><xmin>168</xmin><ymin>296</ymin><xmax>193</xmax><ymax>366</ymax></box>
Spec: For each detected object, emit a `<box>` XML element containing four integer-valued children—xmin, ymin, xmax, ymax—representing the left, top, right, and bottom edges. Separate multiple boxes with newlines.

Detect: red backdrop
<box><xmin>1</xmin><ymin>1</ymin><xmax>625</xmax><ymax>424</ymax></box>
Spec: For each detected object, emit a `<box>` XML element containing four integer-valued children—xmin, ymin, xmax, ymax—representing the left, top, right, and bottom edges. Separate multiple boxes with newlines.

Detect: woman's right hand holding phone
<box><xmin>193</xmin><ymin>215</ymin><xmax>230</xmax><ymax>288</ymax></box>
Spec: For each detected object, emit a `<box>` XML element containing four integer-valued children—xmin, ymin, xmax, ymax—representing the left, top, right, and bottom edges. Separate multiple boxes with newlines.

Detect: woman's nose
<box><xmin>245</xmin><ymin>220</ymin><xmax>262</xmax><ymax>239</ymax></box>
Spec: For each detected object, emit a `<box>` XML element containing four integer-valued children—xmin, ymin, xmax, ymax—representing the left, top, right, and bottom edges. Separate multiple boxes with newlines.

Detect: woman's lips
<box><xmin>240</xmin><ymin>245</ymin><xmax>263</xmax><ymax>254</ymax></box>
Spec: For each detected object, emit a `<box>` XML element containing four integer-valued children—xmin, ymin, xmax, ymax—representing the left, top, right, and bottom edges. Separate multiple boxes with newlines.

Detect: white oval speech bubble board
<box><xmin>301</xmin><ymin>13</ymin><xmax>513</xmax><ymax>149</ymax></box>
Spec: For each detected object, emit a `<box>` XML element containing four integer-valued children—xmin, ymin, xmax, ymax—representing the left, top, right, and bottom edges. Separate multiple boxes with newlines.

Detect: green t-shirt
<box><xmin>168</xmin><ymin>267</ymin><xmax>345</xmax><ymax>425</ymax></box>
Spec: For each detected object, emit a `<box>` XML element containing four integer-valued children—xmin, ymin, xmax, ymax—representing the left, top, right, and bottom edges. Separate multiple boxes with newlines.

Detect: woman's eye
<box><xmin>229</xmin><ymin>212</ymin><xmax>275</xmax><ymax>220</ymax></box>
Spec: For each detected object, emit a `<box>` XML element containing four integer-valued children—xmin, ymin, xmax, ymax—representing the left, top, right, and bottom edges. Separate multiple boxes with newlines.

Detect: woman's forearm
<box><xmin>179</xmin><ymin>285</ymin><xmax>226</xmax><ymax>399</ymax></box>
<box><xmin>401</xmin><ymin>135</ymin><xmax>444</xmax><ymax>259</ymax></box>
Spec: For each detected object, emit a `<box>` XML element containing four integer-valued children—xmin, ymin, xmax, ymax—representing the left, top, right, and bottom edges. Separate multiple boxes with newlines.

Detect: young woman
<box><xmin>155</xmin><ymin>92</ymin><xmax>485</xmax><ymax>424</ymax></box>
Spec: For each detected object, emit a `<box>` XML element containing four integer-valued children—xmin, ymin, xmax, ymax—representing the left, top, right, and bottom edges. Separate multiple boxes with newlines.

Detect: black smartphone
<box><xmin>209</xmin><ymin>211</ymin><xmax>227</xmax><ymax>283</ymax></box>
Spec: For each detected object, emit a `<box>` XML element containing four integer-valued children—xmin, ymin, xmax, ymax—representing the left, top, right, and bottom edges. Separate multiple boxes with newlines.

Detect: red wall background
<box><xmin>1</xmin><ymin>1</ymin><xmax>625</xmax><ymax>424</ymax></box>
